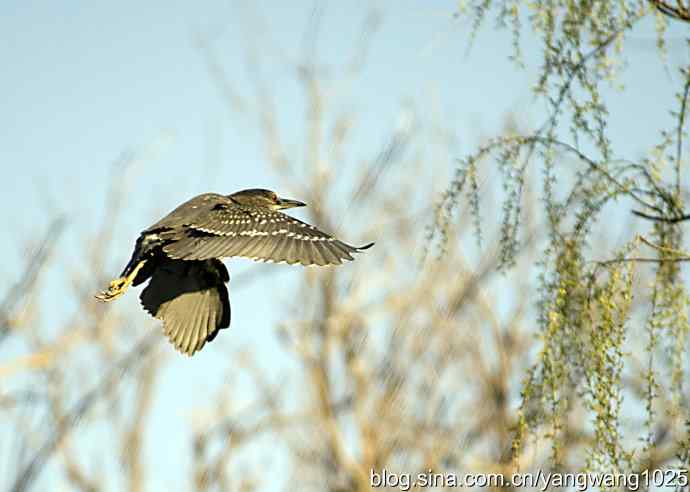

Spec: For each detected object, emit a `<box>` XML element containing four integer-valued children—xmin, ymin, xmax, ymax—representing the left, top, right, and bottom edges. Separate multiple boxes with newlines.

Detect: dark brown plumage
<box><xmin>96</xmin><ymin>188</ymin><xmax>373</xmax><ymax>356</ymax></box>
<box><xmin>139</xmin><ymin>257</ymin><xmax>230</xmax><ymax>355</ymax></box>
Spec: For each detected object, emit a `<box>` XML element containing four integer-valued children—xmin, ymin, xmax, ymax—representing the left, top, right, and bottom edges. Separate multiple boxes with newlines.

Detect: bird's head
<box><xmin>229</xmin><ymin>189</ymin><xmax>307</xmax><ymax>211</ymax></box>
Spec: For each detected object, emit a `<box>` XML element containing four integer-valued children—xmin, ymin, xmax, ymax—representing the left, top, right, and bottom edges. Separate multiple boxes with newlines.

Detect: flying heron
<box><xmin>96</xmin><ymin>188</ymin><xmax>373</xmax><ymax>356</ymax></box>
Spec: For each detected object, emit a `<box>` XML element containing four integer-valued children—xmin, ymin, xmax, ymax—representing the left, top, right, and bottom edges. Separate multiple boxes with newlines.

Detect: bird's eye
<box><xmin>271</xmin><ymin>192</ymin><xmax>278</xmax><ymax>201</ymax></box>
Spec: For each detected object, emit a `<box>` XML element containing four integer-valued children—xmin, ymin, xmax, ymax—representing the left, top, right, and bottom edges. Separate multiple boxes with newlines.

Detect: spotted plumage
<box><xmin>96</xmin><ymin>188</ymin><xmax>373</xmax><ymax>356</ymax></box>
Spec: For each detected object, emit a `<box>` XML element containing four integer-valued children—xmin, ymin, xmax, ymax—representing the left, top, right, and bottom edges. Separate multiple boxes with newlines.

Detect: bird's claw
<box><xmin>95</xmin><ymin>277</ymin><xmax>127</xmax><ymax>302</ymax></box>
<box><xmin>94</xmin><ymin>261</ymin><xmax>146</xmax><ymax>303</ymax></box>
<box><xmin>109</xmin><ymin>277</ymin><xmax>127</xmax><ymax>290</ymax></box>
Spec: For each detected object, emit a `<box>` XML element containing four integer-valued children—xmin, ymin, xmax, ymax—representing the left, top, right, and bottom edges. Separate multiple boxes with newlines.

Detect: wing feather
<box><xmin>168</xmin><ymin>206</ymin><xmax>370</xmax><ymax>265</ymax></box>
<box><xmin>281</xmin><ymin>239</ymin><xmax>296</xmax><ymax>264</ymax></box>
<box><xmin>317</xmin><ymin>242</ymin><xmax>340</xmax><ymax>265</ymax></box>
<box><xmin>179</xmin><ymin>291</ymin><xmax>199</xmax><ymax>353</ymax></box>
<box><xmin>193</xmin><ymin>293</ymin><xmax>208</xmax><ymax>352</ymax></box>
<box><xmin>292</xmin><ymin>237</ymin><xmax>305</xmax><ymax>265</ymax></box>
<box><xmin>330</xmin><ymin>240</ymin><xmax>355</xmax><ymax>261</ymax></box>
<box><xmin>140</xmin><ymin>257</ymin><xmax>231</xmax><ymax>356</ymax></box>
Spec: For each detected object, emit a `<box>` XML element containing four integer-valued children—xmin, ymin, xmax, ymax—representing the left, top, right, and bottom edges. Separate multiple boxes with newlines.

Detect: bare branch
<box><xmin>0</xmin><ymin>217</ymin><xmax>66</xmax><ymax>344</ymax></box>
<box><xmin>632</xmin><ymin>209</ymin><xmax>690</xmax><ymax>223</ymax></box>
<box><xmin>9</xmin><ymin>333</ymin><xmax>159</xmax><ymax>492</ymax></box>
<box><xmin>650</xmin><ymin>0</ymin><xmax>690</xmax><ymax>23</ymax></box>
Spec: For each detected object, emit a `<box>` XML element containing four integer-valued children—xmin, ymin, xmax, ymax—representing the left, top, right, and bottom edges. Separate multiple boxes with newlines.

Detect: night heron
<box><xmin>96</xmin><ymin>189</ymin><xmax>373</xmax><ymax>356</ymax></box>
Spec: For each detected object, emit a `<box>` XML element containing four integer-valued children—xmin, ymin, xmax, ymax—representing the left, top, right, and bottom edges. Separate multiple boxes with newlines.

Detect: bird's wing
<box><xmin>144</xmin><ymin>193</ymin><xmax>228</xmax><ymax>232</ymax></box>
<box><xmin>140</xmin><ymin>258</ymin><xmax>230</xmax><ymax>356</ymax></box>
<box><xmin>162</xmin><ymin>205</ymin><xmax>373</xmax><ymax>266</ymax></box>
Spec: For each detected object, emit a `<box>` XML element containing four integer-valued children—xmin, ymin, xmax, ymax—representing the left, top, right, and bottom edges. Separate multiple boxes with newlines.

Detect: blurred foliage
<box><xmin>432</xmin><ymin>0</ymin><xmax>690</xmax><ymax>485</ymax></box>
<box><xmin>2</xmin><ymin>2</ymin><xmax>690</xmax><ymax>492</ymax></box>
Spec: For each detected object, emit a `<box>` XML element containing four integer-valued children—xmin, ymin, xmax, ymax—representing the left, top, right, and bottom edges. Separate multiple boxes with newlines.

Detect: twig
<box><xmin>639</xmin><ymin>234</ymin><xmax>690</xmax><ymax>256</ymax></box>
<box><xmin>649</xmin><ymin>0</ymin><xmax>690</xmax><ymax>23</ymax></box>
<box><xmin>594</xmin><ymin>234</ymin><xmax>690</xmax><ymax>266</ymax></box>
<box><xmin>9</xmin><ymin>333</ymin><xmax>159</xmax><ymax>492</ymax></box>
<box><xmin>676</xmin><ymin>67</ymin><xmax>690</xmax><ymax>199</ymax></box>
<box><xmin>595</xmin><ymin>256</ymin><xmax>690</xmax><ymax>266</ymax></box>
<box><xmin>0</xmin><ymin>217</ymin><xmax>67</xmax><ymax>344</ymax></box>
<box><xmin>632</xmin><ymin>209</ymin><xmax>690</xmax><ymax>223</ymax></box>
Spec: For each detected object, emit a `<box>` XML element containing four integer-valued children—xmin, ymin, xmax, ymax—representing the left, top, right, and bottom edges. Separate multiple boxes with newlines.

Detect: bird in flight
<box><xmin>96</xmin><ymin>188</ymin><xmax>373</xmax><ymax>356</ymax></box>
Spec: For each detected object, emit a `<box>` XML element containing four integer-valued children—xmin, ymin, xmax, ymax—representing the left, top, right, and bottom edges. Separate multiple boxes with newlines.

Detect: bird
<box><xmin>95</xmin><ymin>188</ymin><xmax>374</xmax><ymax>356</ymax></box>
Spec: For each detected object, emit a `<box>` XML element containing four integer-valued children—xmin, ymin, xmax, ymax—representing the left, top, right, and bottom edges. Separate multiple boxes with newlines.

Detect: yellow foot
<box><xmin>95</xmin><ymin>277</ymin><xmax>128</xmax><ymax>301</ymax></box>
<box><xmin>94</xmin><ymin>260</ymin><xmax>147</xmax><ymax>302</ymax></box>
<box><xmin>109</xmin><ymin>277</ymin><xmax>127</xmax><ymax>290</ymax></box>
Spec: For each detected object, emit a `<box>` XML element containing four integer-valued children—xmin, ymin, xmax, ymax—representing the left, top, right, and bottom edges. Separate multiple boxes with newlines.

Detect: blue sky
<box><xmin>1</xmin><ymin>1</ymin><xmax>689</xmax><ymax>490</ymax></box>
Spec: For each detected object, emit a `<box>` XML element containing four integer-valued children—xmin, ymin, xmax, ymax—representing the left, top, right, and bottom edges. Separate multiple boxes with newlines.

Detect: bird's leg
<box><xmin>95</xmin><ymin>259</ymin><xmax>147</xmax><ymax>302</ymax></box>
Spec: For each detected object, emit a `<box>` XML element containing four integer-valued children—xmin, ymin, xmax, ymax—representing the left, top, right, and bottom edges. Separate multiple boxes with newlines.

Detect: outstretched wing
<box><xmin>162</xmin><ymin>204</ymin><xmax>373</xmax><ymax>266</ymax></box>
<box><xmin>140</xmin><ymin>258</ymin><xmax>230</xmax><ymax>356</ymax></box>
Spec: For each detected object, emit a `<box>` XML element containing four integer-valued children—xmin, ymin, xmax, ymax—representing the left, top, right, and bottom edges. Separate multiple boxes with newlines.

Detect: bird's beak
<box><xmin>276</xmin><ymin>197</ymin><xmax>307</xmax><ymax>210</ymax></box>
